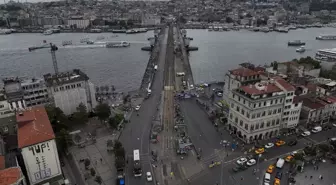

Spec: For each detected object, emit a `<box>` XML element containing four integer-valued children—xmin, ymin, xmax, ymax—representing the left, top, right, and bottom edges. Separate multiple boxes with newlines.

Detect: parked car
<box><xmin>285</xmin><ymin>155</ymin><xmax>293</xmax><ymax>162</ymax></box>
<box><xmin>255</xmin><ymin>148</ymin><xmax>265</xmax><ymax>154</ymax></box>
<box><xmin>232</xmin><ymin>164</ymin><xmax>247</xmax><ymax>172</ymax></box>
<box><xmin>247</xmin><ymin>159</ymin><xmax>257</xmax><ymax>166</ymax></box>
<box><xmin>312</xmin><ymin>126</ymin><xmax>322</xmax><ymax>133</ymax></box>
<box><xmin>146</xmin><ymin>172</ymin><xmax>153</xmax><ymax>181</ymax></box>
<box><xmin>266</xmin><ymin>164</ymin><xmax>275</xmax><ymax>174</ymax></box>
<box><xmin>275</xmin><ymin>140</ymin><xmax>286</xmax><ymax>146</ymax></box>
<box><xmin>301</xmin><ymin>131</ymin><xmax>311</xmax><ymax>137</ymax></box>
<box><xmin>275</xmin><ymin>172</ymin><xmax>283</xmax><ymax>180</ymax></box>
<box><xmin>288</xmin><ymin>140</ymin><xmax>297</xmax><ymax>146</ymax></box>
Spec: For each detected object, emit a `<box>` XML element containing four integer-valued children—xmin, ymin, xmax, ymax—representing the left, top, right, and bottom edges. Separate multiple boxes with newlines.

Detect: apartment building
<box><xmin>44</xmin><ymin>69</ymin><xmax>97</xmax><ymax>115</ymax></box>
<box><xmin>0</xmin><ymin>93</ymin><xmax>16</xmax><ymax>135</ymax></box>
<box><xmin>274</xmin><ymin>78</ymin><xmax>302</xmax><ymax>129</ymax></box>
<box><xmin>21</xmin><ymin>78</ymin><xmax>49</xmax><ymax>108</ymax></box>
<box><xmin>228</xmin><ymin>81</ymin><xmax>285</xmax><ymax>143</ymax></box>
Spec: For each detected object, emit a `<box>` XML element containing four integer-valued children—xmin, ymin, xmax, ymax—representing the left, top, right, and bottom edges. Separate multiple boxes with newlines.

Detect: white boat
<box><xmin>316</xmin><ymin>34</ymin><xmax>336</xmax><ymax>40</ymax></box>
<box><xmin>260</xmin><ymin>27</ymin><xmax>270</xmax><ymax>33</ymax></box>
<box><xmin>80</xmin><ymin>38</ymin><xmax>90</xmax><ymax>43</ymax></box>
<box><xmin>62</xmin><ymin>40</ymin><xmax>72</xmax><ymax>46</ymax></box>
<box><xmin>0</xmin><ymin>29</ymin><xmax>12</xmax><ymax>35</ymax></box>
<box><xmin>208</xmin><ymin>26</ymin><xmax>213</xmax><ymax>31</ymax></box>
<box><xmin>43</xmin><ymin>30</ymin><xmax>53</xmax><ymax>35</ymax></box>
<box><xmin>296</xmin><ymin>46</ymin><xmax>306</xmax><ymax>53</ymax></box>
<box><xmin>315</xmin><ymin>48</ymin><xmax>336</xmax><ymax>61</ymax></box>
<box><xmin>106</xmin><ymin>41</ymin><xmax>130</xmax><ymax>48</ymax></box>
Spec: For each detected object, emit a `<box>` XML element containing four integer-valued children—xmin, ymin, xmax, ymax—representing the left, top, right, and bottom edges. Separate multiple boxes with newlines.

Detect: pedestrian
<box><xmin>100</xmin><ymin>158</ymin><xmax>102</xmax><ymax>163</ymax></box>
<box><xmin>310</xmin><ymin>176</ymin><xmax>313</xmax><ymax>179</ymax></box>
<box><xmin>305</xmin><ymin>175</ymin><xmax>307</xmax><ymax>178</ymax></box>
<box><xmin>319</xmin><ymin>175</ymin><xmax>322</xmax><ymax>179</ymax></box>
<box><xmin>316</xmin><ymin>165</ymin><xmax>319</xmax><ymax>170</ymax></box>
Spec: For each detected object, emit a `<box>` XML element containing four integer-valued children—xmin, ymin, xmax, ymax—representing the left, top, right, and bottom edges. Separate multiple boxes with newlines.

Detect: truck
<box><xmin>116</xmin><ymin>168</ymin><xmax>125</xmax><ymax>185</ymax></box>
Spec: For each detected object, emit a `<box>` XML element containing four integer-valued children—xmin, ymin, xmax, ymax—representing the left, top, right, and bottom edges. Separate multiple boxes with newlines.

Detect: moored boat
<box><xmin>316</xmin><ymin>34</ymin><xmax>336</xmax><ymax>40</ymax></box>
<box><xmin>296</xmin><ymin>46</ymin><xmax>306</xmax><ymax>53</ymax></box>
<box><xmin>288</xmin><ymin>40</ymin><xmax>305</xmax><ymax>46</ymax></box>
<box><xmin>106</xmin><ymin>41</ymin><xmax>130</xmax><ymax>48</ymax></box>
<box><xmin>43</xmin><ymin>30</ymin><xmax>53</xmax><ymax>35</ymax></box>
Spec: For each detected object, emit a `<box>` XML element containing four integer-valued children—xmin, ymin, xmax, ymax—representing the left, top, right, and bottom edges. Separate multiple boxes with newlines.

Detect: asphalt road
<box><xmin>179</xmin><ymin>99</ymin><xmax>223</xmax><ymax>158</ymax></box>
<box><xmin>119</xmin><ymin>29</ymin><xmax>168</xmax><ymax>185</ymax></box>
<box><xmin>186</xmin><ymin>126</ymin><xmax>336</xmax><ymax>185</ymax></box>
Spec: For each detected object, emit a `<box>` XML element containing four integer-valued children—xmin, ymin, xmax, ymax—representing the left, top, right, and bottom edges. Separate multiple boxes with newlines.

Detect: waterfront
<box><xmin>1</xmin><ymin>28</ymin><xmax>336</xmax><ymax>92</ymax></box>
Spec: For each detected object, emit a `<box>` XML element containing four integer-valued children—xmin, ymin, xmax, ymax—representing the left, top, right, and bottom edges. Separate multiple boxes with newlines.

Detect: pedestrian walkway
<box><xmin>295</xmin><ymin>161</ymin><xmax>336</xmax><ymax>185</ymax></box>
<box><xmin>69</xmin><ymin>133</ymin><xmax>119</xmax><ymax>185</ymax></box>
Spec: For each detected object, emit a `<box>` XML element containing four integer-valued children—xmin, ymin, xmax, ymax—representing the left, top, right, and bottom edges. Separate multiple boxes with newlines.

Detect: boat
<box><xmin>86</xmin><ymin>41</ymin><xmax>94</xmax><ymax>45</ymax></box>
<box><xmin>126</xmin><ymin>28</ymin><xmax>148</xmax><ymax>34</ymax></box>
<box><xmin>43</xmin><ymin>30</ymin><xmax>53</xmax><ymax>35</ymax></box>
<box><xmin>288</xmin><ymin>40</ymin><xmax>305</xmax><ymax>46</ymax></box>
<box><xmin>62</xmin><ymin>40</ymin><xmax>72</xmax><ymax>46</ymax></box>
<box><xmin>208</xmin><ymin>26</ymin><xmax>213</xmax><ymax>31</ymax></box>
<box><xmin>316</xmin><ymin>34</ymin><xmax>336</xmax><ymax>40</ymax></box>
<box><xmin>112</xmin><ymin>29</ymin><xmax>126</xmax><ymax>33</ymax></box>
<box><xmin>51</xmin><ymin>28</ymin><xmax>61</xmax><ymax>33</ymax></box>
<box><xmin>315</xmin><ymin>56</ymin><xmax>328</xmax><ymax>61</ymax></box>
<box><xmin>106</xmin><ymin>41</ymin><xmax>130</xmax><ymax>48</ymax></box>
<box><xmin>80</xmin><ymin>38</ymin><xmax>90</xmax><ymax>43</ymax></box>
<box><xmin>278</xmin><ymin>27</ymin><xmax>289</xmax><ymax>33</ymax></box>
<box><xmin>0</xmin><ymin>29</ymin><xmax>12</xmax><ymax>35</ymax></box>
<box><xmin>296</xmin><ymin>46</ymin><xmax>306</xmax><ymax>53</ymax></box>
<box><xmin>260</xmin><ymin>27</ymin><xmax>270</xmax><ymax>33</ymax></box>
<box><xmin>253</xmin><ymin>27</ymin><xmax>260</xmax><ymax>32</ymax></box>
<box><xmin>96</xmin><ymin>36</ymin><xmax>105</xmax><ymax>40</ymax></box>
<box><xmin>90</xmin><ymin>29</ymin><xmax>102</xmax><ymax>33</ymax></box>
<box><xmin>315</xmin><ymin>48</ymin><xmax>336</xmax><ymax>61</ymax></box>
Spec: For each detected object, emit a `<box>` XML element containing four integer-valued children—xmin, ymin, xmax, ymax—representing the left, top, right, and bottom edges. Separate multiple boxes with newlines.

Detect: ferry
<box><xmin>106</xmin><ymin>41</ymin><xmax>130</xmax><ymax>48</ymax></box>
<box><xmin>315</xmin><ymin>48</ymin><xmax>336</xmax><ymax>61</ymax></box>
<box><xmin>43</xmin><ymin>30</ymin><xmax>53</xmax><ymax>35</ymax></box>
<box><xmin>296</xmin><ymin>46</ymin><xmax>306</xmax><ymax>53</ymax></box>
<box><xmin>316</xmin><ymin>34</ymin><xmax>336</xmax><ymax>40</ymax></box>
<box><xmin>288</xmin><ymin>40</ymin><xmax>305</xmax><ymax>46</ymax></box>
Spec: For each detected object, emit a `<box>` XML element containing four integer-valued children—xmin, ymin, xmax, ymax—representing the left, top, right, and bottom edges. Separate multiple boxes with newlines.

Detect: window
<box><xmin>280</xmin><ymin>99</ymin><xmax>283</xmax><ymax>103</ymax></box>
<box><xmin>77</xmin><ymin>83</ymin><xmax>81</xmax><ymax>87</ymax></box>
<box><xmin>241</xmin><ymin>109</ymin><xmax>245</xmax><ymax>115</ymax></box>
<box><xmin>231</xmin><ymin>103</ymin><xmax>234</xmax><ymax>108</ymax></box>
<box><xmin>246</xmin><ymin>112</ymin><xmax>250</xmax><ymax>118</ymax></box>
<box><xmin>270</xmin><ymin>100</ymin><xmax>273</xmax><ymax>105</ymax></box>
<box><xmin>276</xmin><ymin>119</ymin><xmax>280</xmax><ymax>125</ymax></box>
<box><xmin>60</xmin><ymin>86</ymin><xmax>64</xmax><ymax>91</ymax></box>
<box><xmin>266</xmin><ymin>121</ymin><xmax>270</xmax><ymax>127</ymax></box>
<box><xmin>275</xmin><ymin>99</ymin><xmax>278</xmax><ymax>104</ymax></box>
<box><xmin>273</xmin><ymin>109</ymin><xmax>277</xmax><ymax>114</ymax></box>
<box><xmin>0</xmin><ymin>105</ymin><xmax>3</xmax><ymax>108</ymax></box>
<box><xmin>278</xmin><ymin>108</ymin><xmax>282</xmax><ymax>113</ymax></box>
<box><xmin>295</xmin><ymin>103</ymin><xmax>298</xmax><ymax>107</ymax></box>
<box><xmin>264</xmin><ymin>101</ymin><xmax>266</xmax><ymax>106</ymax></box>
<box><xmin>268</xmin><ymin>110</ymin><xmax>272</xmax><ymax>115</ymax></box>
<box><xmin>255</xmin><ymin>123</ymin><xmax>259</xmax><ymax>129</ymax></box>
<box><xmin>71</xmin><ymin>84</ymin><xmax>76</xmax><ymax>88</ymax></box>
<box><xmin>257</xmin><ymin>113</ymin><xmax>261</xmax><ymax>118</ymax></box>
<box><xmin>244</xmin><ymin>124</ymin><xmax>248</xmax><ymax>130</ymax></box>
<box><xmin>252</xmin><ymin>114</ymin><xmax>255</xmax><ymax>119</ymax></box>
<box><xmin>258</xmin><ymin>102</ymin><xmax>261</xmax><ymax>107</ymax></box>
<box><xmin>272</xmin><ymin>120</ymin><xmax>275</xmax><ymax>126</ymax></box>
<box><xmin>262</xmin><ymin>111</ymin><xmax>265</xmax><ymax>116</ymax></box>
<box><xmin>250</xmin><ymin>125</ymin><xmax>254</xmax><ymax>131</ymax></box>
<box><xmin>230</xmin><ymin>113</ymin><xmax>233</xmax><ymax>119</ymax></box>
<box><xmin>238</xmin><ymin>96</ymin><xmax>241</xmax><ymax>101</ymax></box>
<box><xmin>260</xmin><ymin>122</ymin><xmax>264</xmax><ymax>128</ymax></box>
<box><xmin>240</xmin><ymin>120</ymin><xmax>243</xmax><ymax>126</ymax></box>
<box><xmin>235</xmin><ymin>117</ymin><xmax>238</xmax><ymax>123</ymax></box>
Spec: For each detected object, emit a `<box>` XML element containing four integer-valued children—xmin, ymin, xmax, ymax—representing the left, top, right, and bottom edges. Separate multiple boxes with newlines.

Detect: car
<box><xmin>236</xmin><ymin>158</ymin><xmax>248</xmax><ymax>165</ymax></box>
<box><xmin>146</xmin><ymin>172</ymin><xmax>153</xmax><ymax>181</ymax></box>
<box><xmin>266</xmin><ymin>164</ymin><xmax>275</xmax><ymax>174</ymax></box>
<box><xmin>265</xmin><ymin>143</ymin><xmax>274</xmax><ymax>148</ymax></box>
<box><xmin>135</xmin><ymin>105</ymin><xmax>141</xmax><ymax>111</ymax></box>
<box><xmin>275</xmin><ymin>140</ymin><xmax>286</xmax><ymax>146</ymax></box>
<box><xmin>301</xmin><ymin>131</ymin><xmax>311</xmax><ymax>137</ymax></box>
<box><xmin>247</xmin><ymin>159</ymin><xmax>257</xmax><ymax>166</ymax></box>
<box><xmin>255</xmin><ymin>148</ymin><xmax>265</xmax><ymax>154</ymax></box>
<box><xmin>217</xmin><ymin>92</ymin><xmax>223</xmax><ymax>97</ymax></box>
<box><xmin>288</xmin><ymin>140</ymin><xmax>297</xmax><ymax>146</ymax></box>
<box><xmin>232</xmin><ymin>164</ymin><xmax>247</xmax><ymax>172</ymax></box>
<box><xmin>333</xmin><ymin>123</ymin><xmax>336</xmax><ymax>127</ymax></box>
<box><xmin>274</xmin><ymin>178</ymin><xmax>280</xmax><ymax>185</ymax></box>
<box><xmin>312</xmin><ymin>126</ymin><xmax>322</xmax><ymax>133</ymax></box>
<box><xmin>285</xmin><ymin>155</ymin><xmax>293</xmax><ymax>162</ymax></box>
<box><xmin>275</xmin><ymin>172</ymin><xmax>283</xmax><ymax>180</ymax></box>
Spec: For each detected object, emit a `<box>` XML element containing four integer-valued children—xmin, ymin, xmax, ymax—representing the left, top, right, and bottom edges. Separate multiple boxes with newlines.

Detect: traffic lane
<box><xmin>188</xmin><ymin>168</ymin><xmax>222</xmax><ymax>185</ymax></box>
<box><xmin>126</xmin><ymin>162</ymin><xmax>152</xmax><ymax>185</ymax></box>
<box><xmin>306</xmin><ymin>128</ymin><xmax>336</xmax><ymax>143</ymax></box>
<box><xmin>180</xmin><ymin>99</ymin><xmax>223</xmax><ymax>157</ymax></box>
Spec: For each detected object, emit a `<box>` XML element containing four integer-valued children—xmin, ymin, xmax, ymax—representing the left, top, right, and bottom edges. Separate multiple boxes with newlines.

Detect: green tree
<box><xmin>73</xmin><ymin>103</ymin><xmax>89</xmax><ymax>124</ymax></box>
<box><xmin>90</xmin><ymin>168</ymin><xmax>96</xmax><ymax>176</ymax></box>
<box><xmin>108</xmin><ymin>117</ymin><xmax>118</xmax><ymax>130</ymax></box>
<box><xmin>95</xmin><ymin>176</ymin><xmax>102</xmax><ymax>184</ymax></box>
<box><xmin>55</xmin><ymin>129</ymin><xmax>72</xmax><ymax>155</ymax></box>
<box><xmin>45</xmin><ymin>105</ymin><xmax>69</xmax><ymax>133</ymax></box>
<box><xmin>95</xmin><ymin>103</ymin><xmax>111</xmax><ymax>123</ymax></box>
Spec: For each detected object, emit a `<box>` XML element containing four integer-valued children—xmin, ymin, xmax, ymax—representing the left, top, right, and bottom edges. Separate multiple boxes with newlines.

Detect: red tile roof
<box><xmin>293</xmin><ymin>96</ymin><xmax>302</xmax><ymax>104</ymax></box>
<box><xmin>240</xmin><ymin>83</ymin><xmax>282</xmax><ymax>95</ymax></box>
<box><xmin>229</xmin><ymin>67</ymin><xmax>259</xmax><ymax>77</ymax></box>
<box><xmin>17</xmin><ymin>107</ymin><xmax>55</xmax><ymax>149</ymax></box>
<box><xmin>275</xmin><ymin>78</ymin><xmax>296</xmax><ymax>91</ymax></box>
<box><xmin>0</xmin><ymin>167</ymin><xmax>21</xmax><ymax>185</ymax></box>
<box><xmin>0</xmin><ymin>157</ymin><xmax>4</xmax><ymax>170</ymax></box>
<box><xmin>302</xmin><ymin>98</ymin><xmax>326</xmax><ymax>109</ymax></box>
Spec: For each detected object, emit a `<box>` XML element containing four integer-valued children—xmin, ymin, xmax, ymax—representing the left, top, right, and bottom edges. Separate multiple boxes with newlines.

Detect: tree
<box><xmin>95</xmin><ymin>176</ymin><xmax>102</xmax><ymax>184</ymax></box>
<box><xmin>73</xmin><ymin>103</ymin><xmax>89</xmax><ymax>124</ymax></box>
<box><xmin>95</xmin><ymin>103</ymin><xmax>111</xmax><ymax>122</ymax></box>
<box><xmin>226</xmin><ymin>17</ymin><xmax>233</xmax><ymax>23</ymax></box>
<box><xmin>90</xmin><ymin>168</ymin><xmax>96</xmax><ymax>176</ymax></box>
<box><xmin>56</xmin><ymin>129</ymin><xmax>72</xmax><ymax>155</ymax></box>
<box><xmin>108</xmin><ymin>117</ymin><xmax>118</xmax><ymax>130</ymax></box>
<box><xmin>84</xmin><ymin>159</ymin><xmax>91</xmax><ymax>169</ymax></box>
<box><xmin>45</xmin><ymin>105</ymin><xmax>69</xmax><ymax>133</ymax></box>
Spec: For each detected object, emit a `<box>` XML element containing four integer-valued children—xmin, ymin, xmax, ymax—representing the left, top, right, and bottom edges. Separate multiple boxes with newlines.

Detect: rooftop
<box><xmin>20</xmin><ymin>78</ymin><xmax>45</xmax><ymax>86</ymax></box>
<box><xmin>229</xmin><ymin>67</ymin><xmax>260</xmax><ymax>77</ymax></box>
<box><xmin>240</xmin><ymin>82</ymin><xmax>282</xmax><ymax>96</ymax></box>
<box><xmin>43</xmin><ymin>69</ymin><xmax>89</xmax><ymax>87</ymax></box>
<box><xmin>275</xmin><ymin>78</ymin><xmax>296</xmax><ymax>91</ymax></box>
<box><xmin>17</xmin><ymin>107</ymin><xmax>55</xmax><ymax>148</ymax></box>
<box><xmin>0</xmin><ymin>167</ymin><xmax>22</xmax><ymax>185</ymax></box>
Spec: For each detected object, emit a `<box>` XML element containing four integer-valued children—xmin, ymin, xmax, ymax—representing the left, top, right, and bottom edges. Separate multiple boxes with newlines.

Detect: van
<box><xmin>276</xmin><ymin>158</ymin><xmax>285</xmax><ymax>168</ymax></box>
<box><xmin>264</xmin><ymin>173</ymin><xmax>271</xmax><ymax>183</ymax></box>
<box><xmin>311</xmin><ymin>126</ymin><xmax>322</xmax><ymax>133</ymax></box>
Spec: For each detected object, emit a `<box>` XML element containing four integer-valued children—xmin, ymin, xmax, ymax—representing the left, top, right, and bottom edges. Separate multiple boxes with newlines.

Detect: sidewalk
<box><xmin>69</xmin><ymin>132</ymin><xmax>120</xmax><ymax>185</ymax></box>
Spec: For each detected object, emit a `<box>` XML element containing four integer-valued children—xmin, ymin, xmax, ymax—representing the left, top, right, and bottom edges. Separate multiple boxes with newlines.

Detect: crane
<box><xmin>28</xmin><ymin>42</ymin><xmax>59</xmax><ymax>74</ymax></box>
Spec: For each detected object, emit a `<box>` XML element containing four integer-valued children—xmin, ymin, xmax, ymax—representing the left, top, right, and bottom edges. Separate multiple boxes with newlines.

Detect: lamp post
<box><xmin>256</xmin><ymin>154</ymin><xmax>262</xmax><ymax>180</ymax></box>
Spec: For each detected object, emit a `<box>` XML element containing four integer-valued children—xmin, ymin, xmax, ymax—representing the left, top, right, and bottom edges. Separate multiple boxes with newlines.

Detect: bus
<box><xmin>133</xmin><ymin>149</ymin><xmax>142</xmax><ymax>177</ymax></box>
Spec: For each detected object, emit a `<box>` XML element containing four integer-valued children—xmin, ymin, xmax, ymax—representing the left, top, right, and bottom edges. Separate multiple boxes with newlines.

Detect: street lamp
<box><xmin>256</xmin><ymin>154</ymin><xmax>262</xmax><ymax>180</ymax></box>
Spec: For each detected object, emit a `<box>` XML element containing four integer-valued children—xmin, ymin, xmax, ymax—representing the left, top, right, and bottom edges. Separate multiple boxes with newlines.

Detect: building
<box><xmin>67</xmin><ymin>18</ymin><xmax>90</xmax><ymax>29</ymax></box>
<box><xmin>223</xmin><ymin>67</ymin><xmax>261</xmax><ymax>105</ymax></box>
<box><xmin>3</xmin><ymin>78</ymin><xmax>26</xmax><ymax>110</ymax></box>
<box><xmin>141</xmin><ymin>15</ymin><xmax>161</xmax><ymax>25</ymax></box>
<box><xmin>21</xmin><ymin>78</ymin><xmax>49</xmax><ymax>108</ymax></box>
<box><xmin>17</xmin><ymin>107</ymin><xmax>64</xmax><ymax>185</ymax></box>
<box><xmin>274</xmin><ymin>78</ymin><xmax>302</xmax><ymax>129</ymax></box>
<box><xmin>44</xmin><ymin>69</ymin><xmax>97</xmax><ymax>115</ymax></box>
<box><xmin>228</xmin><ymin>81</ymin><xmax>285</xmax><ymax>143</ymax></box>
<box><xmin>0</xmin><ymin>92</ymin><xmax>16</xmax><ymax>135</ymax></box>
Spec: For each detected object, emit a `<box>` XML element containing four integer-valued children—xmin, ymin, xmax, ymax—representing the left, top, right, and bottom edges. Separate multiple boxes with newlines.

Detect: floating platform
<box><xmin>187</xmin><ymin>46</ymin><xmax>198</xmax><ymax>51</ymax></box>
<box><xmin>141</xmin><ymin>46</ymin><xmax>153</xmax><ymax>51</ymax></box>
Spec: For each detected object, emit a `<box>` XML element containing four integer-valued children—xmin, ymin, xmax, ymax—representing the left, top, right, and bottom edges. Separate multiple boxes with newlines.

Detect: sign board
<box><xmin>21</xmin><ymin>140</ymin><xmax>62</xmax><ymax>184</ymax></box>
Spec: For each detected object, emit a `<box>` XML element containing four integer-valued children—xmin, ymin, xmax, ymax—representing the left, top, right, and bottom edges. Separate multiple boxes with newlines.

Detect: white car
<box><xmin>265</xmin><ymin>143</ymin><xmax>274</xmax><ymax>148</ymax></box>
<box><xmin>246</xmin><ymin>159</ymin><xmax>256</xmax><ymax>166</ymax></box>
<box><xmin>301</xmin><ymin>131</ymin><xmax>311</xmax><ymax>137</ymax></box>
<box><xmin>135</xmin><ymin>105</ymin><xmax>141</xmax><ymax>111</ymax></box>
<box><xmin>311</xmin><ymin>126</ymin><xmax>322</xmax><ymax>133</ymax></box>
<box><xmin>333</xmin><ymin>123</ymin><xmax>336</xmax><ymax>127</ymax></box>
<box><xmin>146</xmin><ymin>172</ymin><xmax>153</xmax><ymax>181</ymax></box>
<box><xmin>236</xmin><ymin>157</ymin><xmax>247</xmax><ymax>165</ymax></box>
